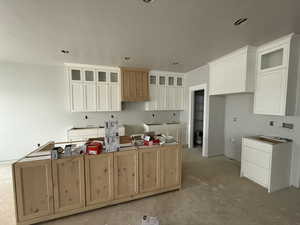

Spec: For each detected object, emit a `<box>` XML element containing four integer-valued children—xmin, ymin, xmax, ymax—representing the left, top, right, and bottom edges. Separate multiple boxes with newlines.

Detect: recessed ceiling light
<box><xmin>61</xmin><ymin>50</ymin><xmax>70</xmax><ymax>54</ymax></box>
<box><xmin>124</xmin><ymin>56</ymin><xmax>131</xmax><ymax>61</ymax></box>
<box><xmin>234</xmin><ymin>18</ymin><xmax>248</xmax><ymax>26</ymax></box>
<box><xmin>142</xmin><ymin>0</ymin><xmax>155</xmax><ymax>4</ymax></box>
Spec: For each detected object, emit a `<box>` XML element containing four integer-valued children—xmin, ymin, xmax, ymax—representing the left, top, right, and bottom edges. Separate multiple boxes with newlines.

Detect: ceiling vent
<box><xmin>142</xmin><ymin>0</ymin><xmax>155</xmax><ymax>3</ymax></box>
<box><xmin>234</xmin><ymin>18</ymin><xmax>248</xmax><ymax>26</ymax></box>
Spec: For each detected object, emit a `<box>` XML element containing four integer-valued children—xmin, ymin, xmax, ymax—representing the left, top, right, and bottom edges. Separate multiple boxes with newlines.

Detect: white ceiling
<box><xmin>0</xmin><ymin>0</ymin><xmax>299</xmax><ymax>72</ymax></box>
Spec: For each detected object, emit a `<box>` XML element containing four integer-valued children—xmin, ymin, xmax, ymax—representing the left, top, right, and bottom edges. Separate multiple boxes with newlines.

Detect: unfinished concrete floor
<box><xmin>1</xmin><ymin>149</ymin><xmax>300</xmax><ymax>225</ymax></box>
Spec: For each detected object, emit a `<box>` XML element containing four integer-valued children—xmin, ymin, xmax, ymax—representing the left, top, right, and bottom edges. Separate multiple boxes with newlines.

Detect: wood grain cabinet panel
<box><xmin>14</xmin><ymin>159</ymin><xmax>54</xmax><ymax>222</ymax></box>
<box><xmin>52</xmin><ymin>156</ymin><xmax>85</xmax><ymax>213</ymax></box>
<box><xmin>121</xmin><ymin>67</ymin><xmax>149</xmax><ymax>102</ymax></box>
<box><xmin>85</xmin><ymin>154</ymin><xmax>114</xmax><ymax>206</ymax></box>
<box><xmin>114</xmin><ymin>150</ymin><xmax>139</xmax><ymax>199</ymax></box>
<box><xmin>139</xmin><ymin>148</ymin><xmax>161</xmax><ymax>193</ymax></box>
<box><xmin>160</xmin><ymin>146</ymin><xmax>182</xmax><ymax>189</ymax></box>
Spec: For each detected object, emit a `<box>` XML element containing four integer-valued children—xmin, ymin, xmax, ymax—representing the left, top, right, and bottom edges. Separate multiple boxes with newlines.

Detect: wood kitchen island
<box><xmin>12</xmin><ymin>142</ymin><xmax>182</xmax><ymax>225</ymax></box>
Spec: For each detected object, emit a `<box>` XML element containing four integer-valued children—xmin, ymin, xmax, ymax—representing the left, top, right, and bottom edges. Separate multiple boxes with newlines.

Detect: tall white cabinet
<box><xmin>67</xmin><ymin>64</ymin><xmax>121</xmax><ymax>112</ymax></box>
<box><xmin>254</xmin><ymin>34</ymin><xmax>300</xmax><ymax>116</ymax></box>
<box><xmin>145</xmin><ymin>71</ymin><xmax>185</xmax><ymax>111</ymax></box>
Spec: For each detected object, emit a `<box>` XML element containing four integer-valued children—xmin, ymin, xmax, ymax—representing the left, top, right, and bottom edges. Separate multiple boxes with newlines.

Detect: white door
<box><xmin>254</xmin><ymin>68</ymin><xmax>287</xmax><ymax>115</ymax></box>
<box><xmin>166</xmin><ymin>86</ymin><xmax>176</xmax><ymax>110</ymax></box>
<box><xmin>157</xmin><ymin>86</ymin><xmax>166</xmax><ymax>110</ymax></box>
<box><xmin>97</xmin><ymin>84</ymin><xmax>109</xmax><ymax>111</ymax></box>
<box><xmin>110</xmin><ymin>84</ymin><xmax>121</xmax><ymax>111</ymax></box>
<box><xmin>148</xmin><ymin>86</ymin><xmax>158</xmax><ymax>110</ymax></box>
<box><xmin>84</xmin><ymin>84</ymin><xmax>97</xmax><ymax>111</ymax></box>
<box><xmin>178</xmin><ymin>87</ymin><xmax>185</xmax><ymax>110</ymax></box>
<box><xmin>71</xmin><ymin>83</ymin><xmax>84</xmax><ymax>112</ymax></box>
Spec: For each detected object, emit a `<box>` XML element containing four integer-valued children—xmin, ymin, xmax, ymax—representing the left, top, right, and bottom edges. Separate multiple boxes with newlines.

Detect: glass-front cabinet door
<box><xmin>258</xmin><ymin>45</ymin><xmax>288</xmax><ymax>72</ymax></box>
<box><xmin>110</xmin><ymin>72</ymin><xmax>119</xmax><ymax>83</ymax></box>
<box><xmin>70</xmin><ymin>68</ymin><xmax>82</xmax><ymax>82</ymax></box>
<box><xmin>97</xmin><ymin>71</ymin><xmax>107</xmax><ymax>83</ymax></box>
<box><xmin>176</xmin><ymin>77</ymin><xmax>183</xmax><ymax>86</ymax></box>
<box><xmin>149</xmin><ymin>75</ymin><xmax>157</xmax><ymax>85</ymax></box>
<box><xmin>159</xmin><ymin>75</ymin><xmax>166</xmax><ymax>86</ymax></box>
<box><xmin>84</xmin><ymin>70</ymin><xmax>95</xmax><ymax>82</ymax></box>
<box><xmin>168</xmin><ymin>76</ymin><xmax>175</xmax><ymax>86</ymax></box>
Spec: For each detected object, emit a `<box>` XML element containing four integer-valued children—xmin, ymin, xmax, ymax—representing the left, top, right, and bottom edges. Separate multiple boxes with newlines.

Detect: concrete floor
<box><xmin>1</xmin><ymin>149</ymin><xmax>300</xmax><ymax>225</ymax></box>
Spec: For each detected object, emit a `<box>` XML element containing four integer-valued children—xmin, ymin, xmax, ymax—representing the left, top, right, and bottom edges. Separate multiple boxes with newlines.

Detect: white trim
<box><xmin>64</xmin><ymin>63</ymin><xmax>120</xmax><ymax>71</ymax></box>
<box><xmin>188</xmin><ymin>83</ymin><xmax>209</xmax><ymax>157</ymax></box>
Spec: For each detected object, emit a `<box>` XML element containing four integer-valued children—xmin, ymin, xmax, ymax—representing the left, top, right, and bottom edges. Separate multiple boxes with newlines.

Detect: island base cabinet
<box><xmin>52</xmin><ymin>156</ymin><xmax>85</xmax><ymax>213</ymax></box>
<box><xmin>14</xmin><ymin>160</ymin><xmax>54</xmax><ymax>222</ymax></box>
<box><xmin>85</xmin><ymin>154</ymin><xmax>114</xmax><ymax>206</ymax></box>
<box><xmin>13</xmin><ymin>145</ymin><xmax>182</xmax><ymax>225</ymax></box>
<box><xmin>139</xmin><ymin>148</ymin><xmax>161</xmax><ymax>193</ymax></box>
<box><xmin>160</xmin><ymin>145</ymin><xmax>182</xmax><ymax>189</ymax></box>
<box><xmin>114</xmin><ymin>150</ymin><xmax>139</xmax><ymax>199</ymax></box>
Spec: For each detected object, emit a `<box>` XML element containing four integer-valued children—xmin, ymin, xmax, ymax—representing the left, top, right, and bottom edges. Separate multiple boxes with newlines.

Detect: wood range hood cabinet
<box><xmin>121</xmin><ymin>67</ymin><xmax>150</xmax><ymax>102</ymax></box>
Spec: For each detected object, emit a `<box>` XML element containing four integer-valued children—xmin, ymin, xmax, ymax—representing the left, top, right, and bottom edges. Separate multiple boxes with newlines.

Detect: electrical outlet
<box><xmin>282</xmin><ymin>122</ymin><xmax>293</xmax><ymax>129</ymax></box>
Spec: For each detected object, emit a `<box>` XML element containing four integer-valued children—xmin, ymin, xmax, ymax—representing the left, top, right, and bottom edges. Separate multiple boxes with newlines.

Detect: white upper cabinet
<box><xmin>254</xmin><ymin>34</ymin><xmax>300</xmax><ymax>116</ymax></box>
<box><xmin>67</xmin><ymin>64</ymin><xmax>121</xmax><ymax>112</ymax></box>
<box><xmin>209</xmin><ymin>46</ymin><xmax>256</xmax><ymax>95</ymax></box>
<box><xmin>145</xmin><ymin>71</ymin><xmax>185</xmax><ymax>111</ymax></box>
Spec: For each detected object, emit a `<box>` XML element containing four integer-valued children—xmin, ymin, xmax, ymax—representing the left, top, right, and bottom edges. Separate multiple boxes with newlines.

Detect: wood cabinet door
<box><xmin>121</xmin><ymin>67</ymin><xmax>149</xmax><ymax>102</ymax></box>
<box><xmin>135</xmin><ymin>71</ymin><xmax>149</xmax><ymax>101</ymax></box>
<box><xmin>114</xmin><ymin>150</ymin><xmax>139</xmax><ymax>199</ymax></box>
<box><xmin>85</xmin><ymin>154</ymin><xmax>114</xmax><ymax>206</ymax></box>
<box><xmin>160</xmin><ymin>145</ymin><xmax>182</xmax><ymax>189</ymax></box>
<box><xmin>14</xmin><ymin>159</ymin><xmax>54</xmax><ymax>221</ymax></box>
<box><xmin>52</xmin><ymin>156</ymin><xmax>85</xmax><ymax>213</ymax></box>
<box><xmin>139</xmin><ymin>148</ymin><xmax>161</xmax><ymax>193</ymax></box>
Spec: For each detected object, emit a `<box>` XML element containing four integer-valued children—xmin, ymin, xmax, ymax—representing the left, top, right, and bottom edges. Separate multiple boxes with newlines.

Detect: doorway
<box><xmin>188</xmin><ymin>84</ymin><xmax>208</xmax><ymax>157</ymax></box>
<box><xmin>193</xmin><ymin>90</ymin><xmax>204</xmax><ymax>149</ymax></box>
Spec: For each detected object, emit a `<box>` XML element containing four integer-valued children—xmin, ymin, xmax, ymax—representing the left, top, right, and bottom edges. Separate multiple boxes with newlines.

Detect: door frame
<box><xmin>188</xmin><ymin>83</ymin><xmax>209</xmax><ymax>157</ymax></box>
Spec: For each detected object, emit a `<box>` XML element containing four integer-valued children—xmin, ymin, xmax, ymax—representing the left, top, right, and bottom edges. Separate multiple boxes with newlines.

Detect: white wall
<box><xmin>181</xmin><ymin>65</ymin><xmax>225</xmax><ymax>156</ymax></box>
<box><xmin>224</xmin><ymin>93</ymin><xmax>300</xmax><ymax>187</ymax></box>
<box><xmin>0</xmin><ymin>62</ymin><xmax>179</xmax><ymax>161</ymax></box>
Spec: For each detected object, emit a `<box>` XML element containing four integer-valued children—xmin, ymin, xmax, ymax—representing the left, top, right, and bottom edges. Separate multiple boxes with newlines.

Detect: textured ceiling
<box><xmin>0</xmin><ymin>0</ymin><xmax>299</xmax><ymax>72</ymax></box>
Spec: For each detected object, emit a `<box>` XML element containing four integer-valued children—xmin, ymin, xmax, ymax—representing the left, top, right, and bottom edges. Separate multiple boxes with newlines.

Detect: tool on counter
<box><xmin>86</xmin><ymin>141</ymin><xmax>103</xmax><ymax>155</ymax></box>
<box><xmin>104</xmin><ymin>115</ymin><xmax>120</xmax><ymax>152</ymax></box>
<box><xmin>51</xmin><ymin>147</ymin><xmax>64</xmax><ymax>159</ymax></box>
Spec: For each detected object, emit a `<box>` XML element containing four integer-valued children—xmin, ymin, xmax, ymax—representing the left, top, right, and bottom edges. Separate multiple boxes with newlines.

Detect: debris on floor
<box><xmin>141</xmin><ymin>215</ymin><xmax>159</xmax><ymax>225</ymax></box>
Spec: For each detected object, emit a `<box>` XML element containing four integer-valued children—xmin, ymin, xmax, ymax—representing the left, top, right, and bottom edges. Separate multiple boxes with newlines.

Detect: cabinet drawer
<box><xmin>243</xmin><ymin>146</ymin><xmax>271</xmax><ymax>169</ymax></box>
<box><xmin>243</xmin><ymin>138</ymin><xmax>273</xmax><ymax>153</ymax></box>
<box><xmin>244</xmin><ymin>161</ymin><xmax>269</xmax><ymax>187</ymax></box>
